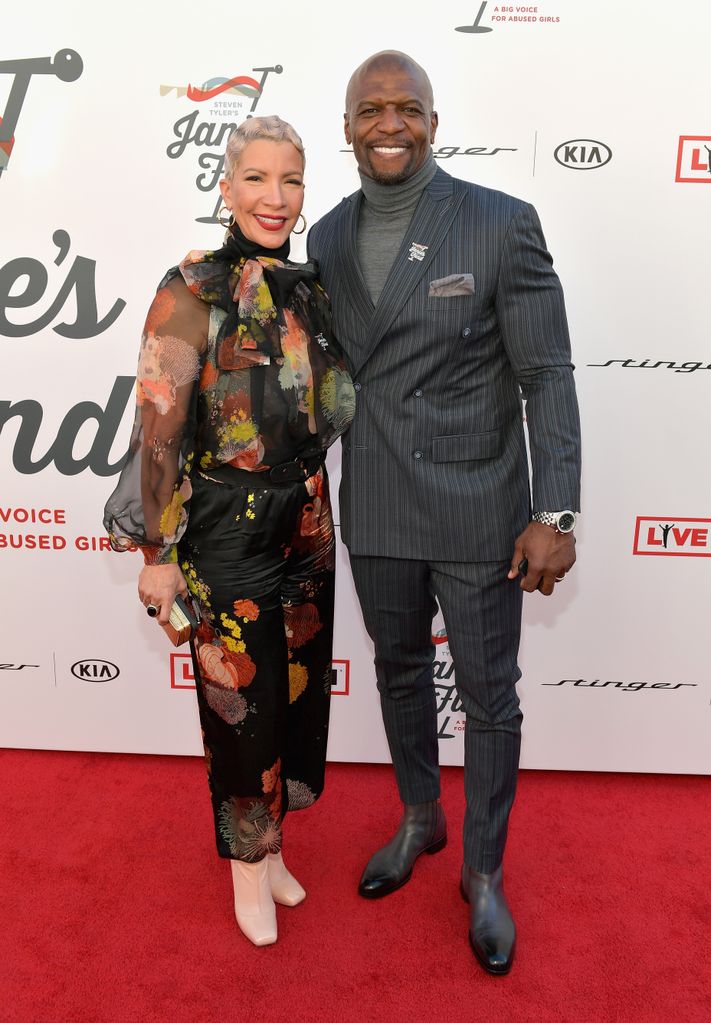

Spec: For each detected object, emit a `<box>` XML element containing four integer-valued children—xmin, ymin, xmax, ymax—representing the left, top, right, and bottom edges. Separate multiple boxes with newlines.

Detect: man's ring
<box><xmin>146</xmin><ymin>604</ymin><xmax>159</xmax><ymax>618</ymax></box>
<box><xmin>554</xmin><ymin>575</ymin><xmax>565</xmax><ymax>583</ymax></box>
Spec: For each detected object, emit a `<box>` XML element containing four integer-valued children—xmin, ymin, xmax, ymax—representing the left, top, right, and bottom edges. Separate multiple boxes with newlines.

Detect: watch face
<box><xmin>557</xmin><ymin>511</ymin><xmax>576</xmax><ymax>533</ymax></box>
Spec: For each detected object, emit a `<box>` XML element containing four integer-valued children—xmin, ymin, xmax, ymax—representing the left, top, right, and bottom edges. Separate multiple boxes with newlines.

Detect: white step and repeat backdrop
<box><xmin>1</xmin><ymin>1</ymin><xmax>709</xmax><ymax>773</ymax></box>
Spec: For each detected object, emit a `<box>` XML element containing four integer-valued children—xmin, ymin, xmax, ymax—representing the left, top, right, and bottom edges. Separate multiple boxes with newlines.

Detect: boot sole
<box><xmin>358</xmin><ymin>835</ymin><xmax>447</xmax><ymax>900</ymax></box>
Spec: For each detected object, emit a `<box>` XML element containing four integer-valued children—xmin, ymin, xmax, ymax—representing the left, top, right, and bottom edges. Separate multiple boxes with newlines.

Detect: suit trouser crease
<box><xmin>349</xmin><ymin>554</ymin><xmax>523</xmax><ymax>874</ymax></box>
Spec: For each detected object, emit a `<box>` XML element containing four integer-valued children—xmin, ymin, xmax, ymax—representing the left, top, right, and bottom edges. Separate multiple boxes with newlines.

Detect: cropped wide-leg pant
<box><xmin>179</xmin><ymin>465</ymin><xmax>335</xmax><ymax>861</ymax></box>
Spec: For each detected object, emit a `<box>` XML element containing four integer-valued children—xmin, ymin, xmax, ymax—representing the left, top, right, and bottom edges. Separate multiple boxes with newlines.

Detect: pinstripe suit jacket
<box><xmin>308</xmin><ymin>166</ymin><xmax>581</xmax><ymax>561</ymax></box>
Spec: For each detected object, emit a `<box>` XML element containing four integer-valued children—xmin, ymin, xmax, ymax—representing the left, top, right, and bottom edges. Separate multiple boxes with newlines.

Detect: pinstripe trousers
<box><xmin>349</xmin><ymin>554</ymin><xmax>523</xmax><ymax>874</ymax></box>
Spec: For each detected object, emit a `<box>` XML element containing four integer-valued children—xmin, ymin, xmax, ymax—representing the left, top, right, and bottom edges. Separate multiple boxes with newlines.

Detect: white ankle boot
<box><xmin>267</xmin><ymin>851</ymin><xmax>306</xmax><ymax>906</ymax></box>
<box><xmin>230</xmin><ymin>858</ymin><xmax>277</xmax><ymax>946</ymax></box>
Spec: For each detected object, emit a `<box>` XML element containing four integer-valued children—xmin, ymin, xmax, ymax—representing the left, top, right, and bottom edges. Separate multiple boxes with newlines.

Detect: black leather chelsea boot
<box><xmin>461</xmin><ymin>863</ymin><xmax>516</xmax><ymax>975</ymax></box>
<box><xmin>358</xmin><ymin>801</ymin><xmax>446</xmax><ymax>899</ymax></box>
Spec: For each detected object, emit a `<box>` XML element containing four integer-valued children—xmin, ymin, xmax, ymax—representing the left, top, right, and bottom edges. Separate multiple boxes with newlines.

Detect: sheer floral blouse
<box><xmin>104</xmin><ymin>245</ymin><xmax>355</xmax><ymax>565</ymax></box>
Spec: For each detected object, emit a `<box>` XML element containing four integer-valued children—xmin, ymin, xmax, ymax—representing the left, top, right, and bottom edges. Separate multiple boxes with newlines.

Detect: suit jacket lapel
<box><xmin>354</xmin><ymin>168</ymin><xmax>466</xmax><ymax>373</ymax></box>
<box><xmin>337</xmin><ymin>191</ymin><xmax>374</xmax><ymax>330</ymax></box>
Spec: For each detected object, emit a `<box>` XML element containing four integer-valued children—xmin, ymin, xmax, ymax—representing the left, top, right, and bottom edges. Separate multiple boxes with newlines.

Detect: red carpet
<box><xmin>0</xmin><ymin>750</ymin><xmax>709</xmax><ymax>1023</ymax></box>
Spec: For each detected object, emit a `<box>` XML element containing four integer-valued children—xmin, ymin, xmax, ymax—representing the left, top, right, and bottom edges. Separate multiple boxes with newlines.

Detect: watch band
<box><xmin>532</xmin><ymin>511</ymin><xmax>559</xmax><ymax>528</ymax></box>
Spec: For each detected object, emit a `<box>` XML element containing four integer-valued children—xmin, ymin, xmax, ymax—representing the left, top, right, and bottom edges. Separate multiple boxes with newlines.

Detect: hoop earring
<box><xmin>293</xmin><ymin>214</ymin><xmax>307</xmax><ymax>235</ymax></box>
<box><xmin>217</xmin><ymin>205</ymin><xmax>234</xmax><ymax>229</ymax></box>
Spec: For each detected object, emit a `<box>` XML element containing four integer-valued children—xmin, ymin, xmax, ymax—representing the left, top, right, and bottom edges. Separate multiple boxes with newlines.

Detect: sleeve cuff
<box><xmin>140</xmin><ymin>544</ymin><xmax>178</xmax><ymax>566</ymax></box>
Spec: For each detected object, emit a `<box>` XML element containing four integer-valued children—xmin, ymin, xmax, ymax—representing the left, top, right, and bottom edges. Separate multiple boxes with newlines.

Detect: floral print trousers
<box><xmin>179</xmin><ymin>464</ymin><xmax>335</xmax><ymax>861</ymax></box>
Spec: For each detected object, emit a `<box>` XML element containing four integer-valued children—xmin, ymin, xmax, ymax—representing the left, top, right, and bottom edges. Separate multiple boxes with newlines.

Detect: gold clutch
<box><xmin>161</xmin><ymin>594</ymin><xmax>201</xmax><ymax>647</ymax></box>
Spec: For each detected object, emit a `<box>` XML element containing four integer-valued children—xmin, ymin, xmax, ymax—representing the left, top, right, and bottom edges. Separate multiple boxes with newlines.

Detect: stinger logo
<box><xmin>0</xmin><ymin>50</ymin><xmax>83</xmax><ymax>179</ymax></box>
<box><xmin>675</xmin><ymin>136</ymin><xmax>711</xmax><ymax>183</ymax></box>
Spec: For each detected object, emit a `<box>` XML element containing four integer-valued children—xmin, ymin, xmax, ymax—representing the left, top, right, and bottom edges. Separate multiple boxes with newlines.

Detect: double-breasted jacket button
<box><xmin>462</xmin><ymin>327</ymin><xmax>472</xmax><ymax>339</ymax></box>
<box><xmin>413</xmin><ymin>450</ymin><xmax>423</xmax><ymax>460</ymax></box>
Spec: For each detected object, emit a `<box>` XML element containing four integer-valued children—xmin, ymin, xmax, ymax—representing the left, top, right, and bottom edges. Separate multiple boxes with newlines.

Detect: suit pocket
<box><xmin>431</xmin><ymin>430</ymin><xmax>501</xmax><ymax>463</ymax></box>
<box><xmin>426</xmin><ymin>293</ymin><xmax>477</xmax><ymax>328</ymax></box>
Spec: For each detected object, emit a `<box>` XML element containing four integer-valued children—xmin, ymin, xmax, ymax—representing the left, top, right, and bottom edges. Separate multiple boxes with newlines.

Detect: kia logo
<box><xmin>554</xmin><ymin>139</ymin><xmax>612</xmax><ymax>170</ymax></box>
<box><xmin>71</xmin><ymin>659</ymin><xmax>119</xmax><ymax>682</ymax></box>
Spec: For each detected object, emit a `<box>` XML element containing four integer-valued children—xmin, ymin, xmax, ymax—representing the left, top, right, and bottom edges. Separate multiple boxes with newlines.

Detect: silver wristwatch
<box><xmin>532</xmin><ymin>510</ymin><xmax>577</xmax><ymax>534</ymax></box>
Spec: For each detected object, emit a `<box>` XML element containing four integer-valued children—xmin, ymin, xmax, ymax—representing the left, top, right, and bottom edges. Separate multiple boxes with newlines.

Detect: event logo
<box><xmin>588</xmin><ymin>358</ymin><xmax>711</xmax><ymax>373</ymax></box>
<box><xmin>0</xmin><ymin>662</ymin><xmax>39</xmax><ymax>670</ymax></box>
<box><xmin>455</xmin><ymin>2</ymin><xmax>561</xmax><ymax>32</ymax></box>
<box><xmin>162</xmin><ymin>65</ymin><xmax>283</xmax><ymax>223</ymax></box>
<box><xmin>0</xmin><ymin>50</ymin><xmax>83</xmax><ymax>178</ymax></box>
<box><xmin>71</xmin><ymin>659</ymin><xmax>120</xmax><ymax>682</ymax></box>
<box><xmin>675</xmin><ymin>136</ymin><xmax>711</xmax><ymax>183</ymax></box>
<box><xmin>633</xmin><ymin>517</ymin><xmax>711</xmax><ymax>557</ymax></box>
<box><xmin>554</xmin><ymin>140</ymin><xmax>612</xmax><ymax>170</ymax></box>
<box><xmin>543</xmin><ymin>678</ymin><xmax>698</xmax><ymax>693</ymax></box>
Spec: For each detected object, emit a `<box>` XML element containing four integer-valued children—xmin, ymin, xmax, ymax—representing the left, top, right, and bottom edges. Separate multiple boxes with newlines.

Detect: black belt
<box><xmin>268</xmin><ymin>452</ymin><xmax>325</xmax><ymax>482</ymax></box>
<box><xmin>197</xmin><ymin>453</ymin><xmax>325</xmax><ymax>488</ymax></box>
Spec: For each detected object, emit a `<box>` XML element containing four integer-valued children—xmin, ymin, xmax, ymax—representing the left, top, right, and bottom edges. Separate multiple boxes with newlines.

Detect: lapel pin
<box><xmin>407</xmin><ymin>243</ymin><xmax>428</xmax><ymax>263</ymax></box>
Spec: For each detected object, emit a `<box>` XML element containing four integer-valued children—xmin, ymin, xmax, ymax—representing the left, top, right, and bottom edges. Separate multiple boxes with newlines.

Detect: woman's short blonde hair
<box><xmin>223</xmin><ymin>116</ymin><xmax>305</xmax><ymax>179</ymax></box>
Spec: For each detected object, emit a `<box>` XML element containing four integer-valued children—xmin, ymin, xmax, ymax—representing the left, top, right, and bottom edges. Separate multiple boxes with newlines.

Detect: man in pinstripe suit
<box><xmin>308</xmin><ymin>51</ymin><xmax>581</xmax><ymax>974</ymax></box>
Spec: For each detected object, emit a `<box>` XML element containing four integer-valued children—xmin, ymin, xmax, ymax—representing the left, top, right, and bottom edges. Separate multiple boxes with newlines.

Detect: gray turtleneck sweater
<box><xmin>357</xmin><ymin>150</ymin><xmax>437</xmax><ymax>305</ymax></box>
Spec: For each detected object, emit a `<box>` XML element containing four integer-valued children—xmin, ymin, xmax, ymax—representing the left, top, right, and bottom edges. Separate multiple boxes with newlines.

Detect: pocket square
<box><xmin>428</xmin><ymin>273</ymin><xmax>475</xmax><ymax>298</ymax></box>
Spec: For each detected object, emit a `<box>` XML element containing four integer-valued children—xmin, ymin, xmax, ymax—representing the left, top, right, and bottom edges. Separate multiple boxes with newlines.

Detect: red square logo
<box><xmin>170</xmin><ymin>652</ymin><xmax>196</xmax><ymax>689</ymax></box>
<box><xmin>332</xmin><ymin>659</ymin><xmax>350</xmax><ymax>696</ymax></box>
<box><xmin>675</xmin><ymin>136</ymin><xmax>711</xmax><ymax>182</ymax></box>
<box><xmin>633</xmin><ymin>517</ymin><xmax>711</xmax><ymax>556</ymax></box>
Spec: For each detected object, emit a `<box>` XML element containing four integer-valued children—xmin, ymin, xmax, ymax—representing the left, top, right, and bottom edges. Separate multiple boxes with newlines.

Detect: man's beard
<box><xmin>369</xmin><ymin>166</ymin><xmax>415</xmax><ymax>185</ymax></box>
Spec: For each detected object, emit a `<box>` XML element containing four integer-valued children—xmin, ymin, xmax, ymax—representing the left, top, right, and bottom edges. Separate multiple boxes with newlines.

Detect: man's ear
<box><xmin>430</xmin><ymin>110</ymin><xmax>439</xmax><ymax>144</ymax></box>
<box><xmin>343</xmin><ymin>113</ymin><xmax>352</xmax><ymax>145</ymax></box>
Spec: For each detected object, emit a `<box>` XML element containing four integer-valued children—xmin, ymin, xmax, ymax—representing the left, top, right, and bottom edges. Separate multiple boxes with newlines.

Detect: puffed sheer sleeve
<box><xmin>104</xmin><ymin>276</ymin><xmax>208</xmax><ymax>565</ymax></box>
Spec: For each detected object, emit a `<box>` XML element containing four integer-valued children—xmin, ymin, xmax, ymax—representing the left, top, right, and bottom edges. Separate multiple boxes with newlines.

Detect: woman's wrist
<box><xmin>140</xmin><ymin>544</ymin><xmax>178</xmax><ymax>566</ymax></box>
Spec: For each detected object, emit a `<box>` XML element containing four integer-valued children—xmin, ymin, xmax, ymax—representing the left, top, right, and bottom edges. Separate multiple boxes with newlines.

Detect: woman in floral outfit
<box><xmin>105</xmin><ymin>117</ymin><xmax>354</xmax><ymax>946</ymax></box>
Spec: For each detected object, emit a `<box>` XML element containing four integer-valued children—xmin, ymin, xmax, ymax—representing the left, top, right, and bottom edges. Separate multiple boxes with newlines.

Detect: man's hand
<box><xmin>138</xmin><ymin>564</ymin><xmax>189</xmax><ymax>624</ymax></box>
<box><xmin>508</xmin><ymin>522</ymin><xmax>576</xmax><ymax>596</ymax></box>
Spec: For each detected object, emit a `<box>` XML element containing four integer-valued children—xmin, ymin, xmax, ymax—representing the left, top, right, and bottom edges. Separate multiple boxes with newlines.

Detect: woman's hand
<box><xmin>138</xmin><ymin>564</ymin><xmax>189</xmax><ymax>625</ymax></box>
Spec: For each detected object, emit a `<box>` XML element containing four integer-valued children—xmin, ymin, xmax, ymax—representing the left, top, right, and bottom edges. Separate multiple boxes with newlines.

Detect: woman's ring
<box><xmin>146</xmin><ymin>604</ymin><xmax>159</xmax><ymax>618</ymax></box>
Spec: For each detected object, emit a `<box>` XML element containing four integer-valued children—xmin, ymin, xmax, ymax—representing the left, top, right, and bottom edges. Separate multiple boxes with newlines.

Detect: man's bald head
<box><xmin>345</xmin><ymin>51</ymin><xmax>434</xmax><ymax>115</ymax></box>
<box><xmin>343</xmin><ymin>50</ymin><xmax>438</xmax><ymax>184</ymax></box>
